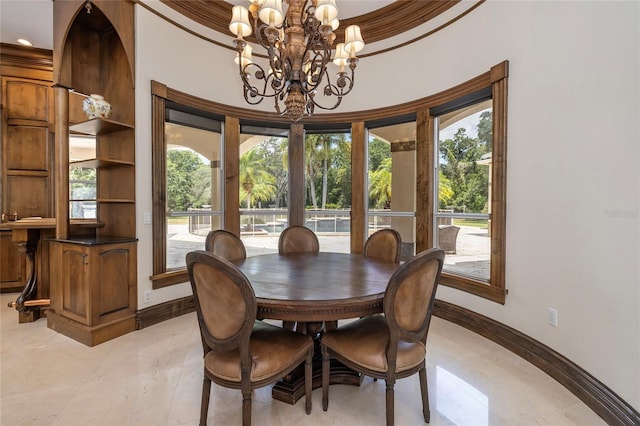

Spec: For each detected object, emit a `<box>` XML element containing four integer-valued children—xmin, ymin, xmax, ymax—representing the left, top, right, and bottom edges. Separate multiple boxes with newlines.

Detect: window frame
<box><xmin>149</xmin><ymin>61</ymin><xmax>508</xmax><ymax>301</ymax></box>
<box><xmin>150</xmin><ymin>82</ymin><xmax>228</xmax><ymax>288</ymax></box>
<box><xmin>416</xmin><ymin>62</ymin><xmax>508</xmax><ymax>303</ymax></box>
<box><xmin>365</xmin><ymin>116</ymin><xmax>418</xmax><ymax>261</ymax></box>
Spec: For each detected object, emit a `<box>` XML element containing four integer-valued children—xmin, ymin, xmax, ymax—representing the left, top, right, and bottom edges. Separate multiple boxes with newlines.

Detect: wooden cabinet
<box><xmin>0</xmin><ymin>229</ymin><xmax>25</xmax><ymax>292</ymax></box>
<box><xmin>47</xmin><ymin>238</ymin><xmax>137</xmax><ymax>346</ymax></box>
<box><xmin>48</xmin><ymin>1</ymin><xmax>137</xmax><ymax>345</ymax></box>
<box><xmin>1</xmin><ymin>44</ymin><xmax>54</xmax><ymax>308</ymax></box>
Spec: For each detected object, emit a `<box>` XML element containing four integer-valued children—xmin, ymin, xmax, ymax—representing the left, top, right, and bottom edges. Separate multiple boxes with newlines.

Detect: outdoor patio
<box><xmin>167</xmin><ymin>224</ymin><xmax>490</xmax><ymax>280</ymax></box>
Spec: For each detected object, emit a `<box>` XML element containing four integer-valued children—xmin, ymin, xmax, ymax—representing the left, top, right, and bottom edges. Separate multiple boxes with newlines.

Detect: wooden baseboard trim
<box><xmin>136</xmin><ymin>296</ymin><xmax>195</xmax><ymax>329</ymax></box>
<box><xmin>434</xmin><ymin>299</ymin><xmax>640</xmax><ymax>426</ymax></box>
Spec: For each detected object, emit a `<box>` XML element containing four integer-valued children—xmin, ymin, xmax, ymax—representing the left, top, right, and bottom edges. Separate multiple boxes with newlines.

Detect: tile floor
<box><xmin>1</xmin><ymin>292</ymin><xmax>605</xmax><ymax>426</ymax></box>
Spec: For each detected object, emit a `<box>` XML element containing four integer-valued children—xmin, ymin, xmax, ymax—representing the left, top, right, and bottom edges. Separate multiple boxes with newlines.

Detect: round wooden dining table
<box><xmin>233</xmin><ymin>251</ymin><xmax>399</xmax><ymax>322</ymax></box>
<box><xmin>232</xmin><ymin>251</ymin><xmax>399</xmax><ymax>404</ymax></box>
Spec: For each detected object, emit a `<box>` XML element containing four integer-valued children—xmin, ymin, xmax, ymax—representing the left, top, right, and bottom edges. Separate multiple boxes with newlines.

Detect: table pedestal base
<box><xmin>272</xmin><ymin>359</ymin><xmax>363</xmax><ymax>405</ymax></box>
<box><xmin>271</xmin><ymin>321</ymin><xmax>363</xmax><ymax>405</ymax></box>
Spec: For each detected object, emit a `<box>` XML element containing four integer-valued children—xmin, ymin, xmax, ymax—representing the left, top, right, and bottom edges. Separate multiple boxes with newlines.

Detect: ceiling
<box><xmin>0</xmin><ymin>0</ymin><xmax>461</xmax><ymax>51</ymax></box>
<box><xmin>0</xmin><ymin>0</ymin><xmax>54</xmax><ymax>50</ymax></box>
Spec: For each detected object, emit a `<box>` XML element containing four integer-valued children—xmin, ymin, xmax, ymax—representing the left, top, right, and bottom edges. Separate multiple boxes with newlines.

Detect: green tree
<box><xmin>439</xmin><ymin>125</ymin><xmax>489</xmax><ymax>213</ymax></box>
<box><xmin>477</xmin><ymin>110</ymin><xmax>492</xmax><ymax>148</ymax></box>
<box><xmin>304</xmin><ymin>136</ymin><xmax>321</xmax><ymax>209</ymax></box>
<box><xmin>438</xmin><ymin>170</ymin><xmax>454</xmax><ymax>208</ymax></box>
<box><xmin>251</xmin><ymin>137</ymin><xmax>288</xmax><ymax>207</ymax></box>
<box><xmin>167</xmin><ymin>149</ymin><xmax>203</xmax><ymax>211</ymax></box>
<box><xmin>191</xmin><ymin>164</ymin><xmax>212</xmax><ymax>208</ymax></box>
<box><xmin>305</xmin><ymin>133</ymin><xmax>350</xmax><ymax>209</ymax></box>
<box><xmin>69</xmin><ymin>166</ymin><xmax>97</xmax><ymax>200</ymax></box>
<box><xmin>239</xmin><ymin>148</ymin><xmax>276</xmax><ymax>208</ymax></box>
<box><xmin>367</xmin><ymin>138</ymin><xmax>391</xmax><ymax>208</ymax></box>
<box><xmin>368</xmin><ymin>137</ymin><xmax>390</xmax><ymax>172</ymax></box>
<box><xmin>369</xmin><ymin>157</ymin><xmax>392</xmax><ymax>208</ymax></box>
<box><xmin>329</xmin><ymin>137</ymin><xmax>351</xmax><ymax>208</ymax></box>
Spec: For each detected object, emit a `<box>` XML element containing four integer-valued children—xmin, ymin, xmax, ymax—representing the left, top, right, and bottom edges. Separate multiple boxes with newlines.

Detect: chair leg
<box><xmin>283</xmin><ymin>320</ymin><xmax>295</xmax><ymax>331</ymax></box>
<box><xmin>305</xmin><ymin>349</ymin><xmax>313</xmax><ymax>414</ymax></box>
<box><xmin>385</xmin><ymin>380</ymin><xmax>395</xmax><ymax>426</ymax></box>
<box><xmin>321</xmin><ymin>344</ymin><xmax>330</xmax><ymax>411</ymax></box>
<box><xmin>419</xmin><ymin>367</ymin><xmax>430</xmax><ymax>423</ymax></box>
<box><xmin>200</xmin><ymin>377</ymin><xmax>211</xmax><ymax>426</ymax></box>
<box><xmin>241</xmin><ymin>390</ymin><xmax>251</xmax><ymax>426</ymax></box>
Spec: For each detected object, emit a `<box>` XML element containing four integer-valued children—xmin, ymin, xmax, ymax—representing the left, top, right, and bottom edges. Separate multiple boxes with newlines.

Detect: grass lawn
<box><xmin>168</xmin><ymin>217</ymin><xmax>189</xmax><ymax>225</ymax></box>
<box><xmin>453</xmin><ymin>218</ymin><xmax>488</xmax><ymax>228</ymax></box>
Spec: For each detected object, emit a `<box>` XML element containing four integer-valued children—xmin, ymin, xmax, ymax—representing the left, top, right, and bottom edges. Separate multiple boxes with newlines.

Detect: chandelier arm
<box><xmin>240</xmin><ymin>62</ymin><xmax>287</xmax><ymax>102</ymax></box>
<box><xmin>307</xmin><ymin>87</ymin><xmax>343</xmax><ymax>111</ymax></box>
<box><xmin>306</xmin><ymin>66</ymin><xmax>356</xmax><ymax>112</ymax></box>
<box><xmin>304</xmin><ymin>49</ymin><xmax>331</xmax><ymax>93</ymax></box>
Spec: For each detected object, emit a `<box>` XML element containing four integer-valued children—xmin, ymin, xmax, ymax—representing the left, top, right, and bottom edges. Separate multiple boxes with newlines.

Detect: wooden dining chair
<box><xmin>364</xmin><ymin>228</ymin><xmax>402</xmax><ymax>263</ymax></box>
<box><xmin>204</xmin><ymin>229</ymin><xmax>247</xmax><ymax>262</ymax></box>
<box><xmin>278</xmin><ymin>225</ymin><xmax>319</xmax><ymax>254</ymax></box>
<box><xmin>186</xmin><ymin>250</ymin><xmax>314</xmax><ymax>426</ymax></box>
<box><xmin>321</xmin><ymin>248</ymin><xmax>445</xmax><ymax>426</ymax></box>
<box><xmin>278</xmin><ymin>225</ymin><xmax>320</xmax><ymax>331</ymax></box>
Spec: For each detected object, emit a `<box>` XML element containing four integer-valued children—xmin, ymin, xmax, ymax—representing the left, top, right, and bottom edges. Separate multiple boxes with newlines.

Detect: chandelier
<box><xmin>229</xmin><ymin>0</ymin><xmax>365</xmax><ymax>122</ymax></box>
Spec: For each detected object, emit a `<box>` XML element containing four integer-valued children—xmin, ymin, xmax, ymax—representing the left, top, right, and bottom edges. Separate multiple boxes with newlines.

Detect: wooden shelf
<box><xmin>70</xmin><ymin>158</ymin><xmax>135</xmax><ymax>169</ymax></box>
<box><xmin>69</xmin><ymin>118</ymin><xmax>133</xmax><ymax>136</ymax></box>
<box><xmin>70</xmin><ymin>219</ymin><xmax>105</xmax><ymax>228</ymax></box>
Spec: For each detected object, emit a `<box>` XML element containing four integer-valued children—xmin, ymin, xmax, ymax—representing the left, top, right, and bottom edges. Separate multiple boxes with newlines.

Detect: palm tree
<box><xmin>438</xmin><ymin>170</ymin><xmax>454</xmax><ymax>209</ymax></box>
<box><xmin>369</xmin><ymin>157</ymin><xmax>392</xmax><ymax>208</ymax></box>
<box><xmin>306</xmin><ymin>133</ymin><xmax>350</xmax><ymax>209</ymax></box>
<box><xmin>304</xmin><ymin>136</ymin><xmax>320</xmax><ymax>209</ymax></box>
<box><xmin>239</xmin><ymin>149</ymin><xmax>276</xmax><ymax>208</ymax></box>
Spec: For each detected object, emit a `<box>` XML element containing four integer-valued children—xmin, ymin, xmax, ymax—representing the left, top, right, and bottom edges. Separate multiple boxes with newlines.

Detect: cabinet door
<box><xmin>1</xmin><ymin>77</ymin><xmax>54</xmax><ymax>218</ymax></box>
<box><xmin>92</xmin><ymin>243</ymin><xmax>135</xmax><ymax>322</ymax></box>
<box><xmin>0</xmin><ymin>230</ymin><xmax>24</xmax><ymax>291</ymax></box>
<box><xmin>59</xmin><ymin>246</ymin><xmax>91</xmax><ymax>325</ymax></box>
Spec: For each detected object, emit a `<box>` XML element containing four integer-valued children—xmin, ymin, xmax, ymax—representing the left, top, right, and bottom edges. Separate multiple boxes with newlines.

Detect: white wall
<box><xmin>135</xmin><ymin>1</ymin><xmax>640</xmax><ymax>409</ymax></box>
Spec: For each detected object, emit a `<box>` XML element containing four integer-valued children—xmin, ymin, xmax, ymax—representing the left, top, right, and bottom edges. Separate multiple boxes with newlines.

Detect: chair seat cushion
<box><xmin>205</xmin><ymin>321</ymin><xmax>313</xmax><ymax>383</ymax></box>
<box><xmin>322</xmin><ymin>314</ymin><xmax>426</xmax><ymax>373</ymax></box>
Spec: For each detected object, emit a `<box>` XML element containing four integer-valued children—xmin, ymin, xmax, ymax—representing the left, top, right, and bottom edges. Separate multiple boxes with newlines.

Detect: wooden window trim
<box><xmin>418</xmin><ymin>61</ymin><xmax>508</xmax><ymax>304</ymax></box>
<box><xmin>149</xmin><ymin>61</ymin><xmax>508</xmax><ymax>298</ymax></box>
<box><xmin>150</xmin><ymin>81</ymin><xmax>232</xmax><ymax>289</ymax></box>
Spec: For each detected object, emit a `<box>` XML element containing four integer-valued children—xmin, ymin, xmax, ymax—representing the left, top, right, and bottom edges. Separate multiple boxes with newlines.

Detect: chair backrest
<box><xmin>205</xmin><ymin>229</ymin><xmax>247</xmax><ymax>262</ymax></box>
<box><xmin>383</xmin><ymin>248</ymin><xmax>444</xmax><ymax>345</ymax></box>
<box><xmin>186</xmin><ymin>250</ymin><xmax>256</xmax><ymax>354</ymax></box>
<box><xmin>278</xmin><ymin>226</ymin><xmax>320</xmax><ymax>254</ymax></box>
<box><xmin>364</xmin><ymin>229</ymin><xmax>402</xmax><ymax>263</ymax></box>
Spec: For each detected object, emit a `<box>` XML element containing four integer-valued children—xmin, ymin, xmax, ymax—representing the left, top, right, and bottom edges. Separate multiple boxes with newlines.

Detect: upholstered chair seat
<box><xmin>321</xmin><ymin>314</ymin><xmax>426</xmax><ymax>373</ymax></box>
<box><xmin>205</xmin><ymin>320</ymin><xmax>314</xmax><ymax>383</ymax></box>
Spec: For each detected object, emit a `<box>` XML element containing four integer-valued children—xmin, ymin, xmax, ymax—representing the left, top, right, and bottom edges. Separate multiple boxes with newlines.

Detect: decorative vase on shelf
<box><xmin>82</xmin><ymin>94</ymin><xmax>112</xmax><ymax>119</ymax></box>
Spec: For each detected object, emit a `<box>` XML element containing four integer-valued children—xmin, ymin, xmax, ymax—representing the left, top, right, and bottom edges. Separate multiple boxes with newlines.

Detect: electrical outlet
<box><xmin>144</xmin><ymin>290</ymin><xmax>152</xmax><ymax>304</ymax></box>
<box><xmin>548</xmin><ymin>307</ymin><xmax>558</xmax><ymax>327</ymax></box>
<box><xmin>143</xmin><ymin>212</ymin><xmax>152</xmax><ymax>225</ymax></box>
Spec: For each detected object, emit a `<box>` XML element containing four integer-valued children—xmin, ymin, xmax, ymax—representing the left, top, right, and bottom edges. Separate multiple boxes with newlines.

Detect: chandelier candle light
<box><xmin>229</xmin><ymin>0</ymin><xmax>365</xmax><ymax>122</ymax></box>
